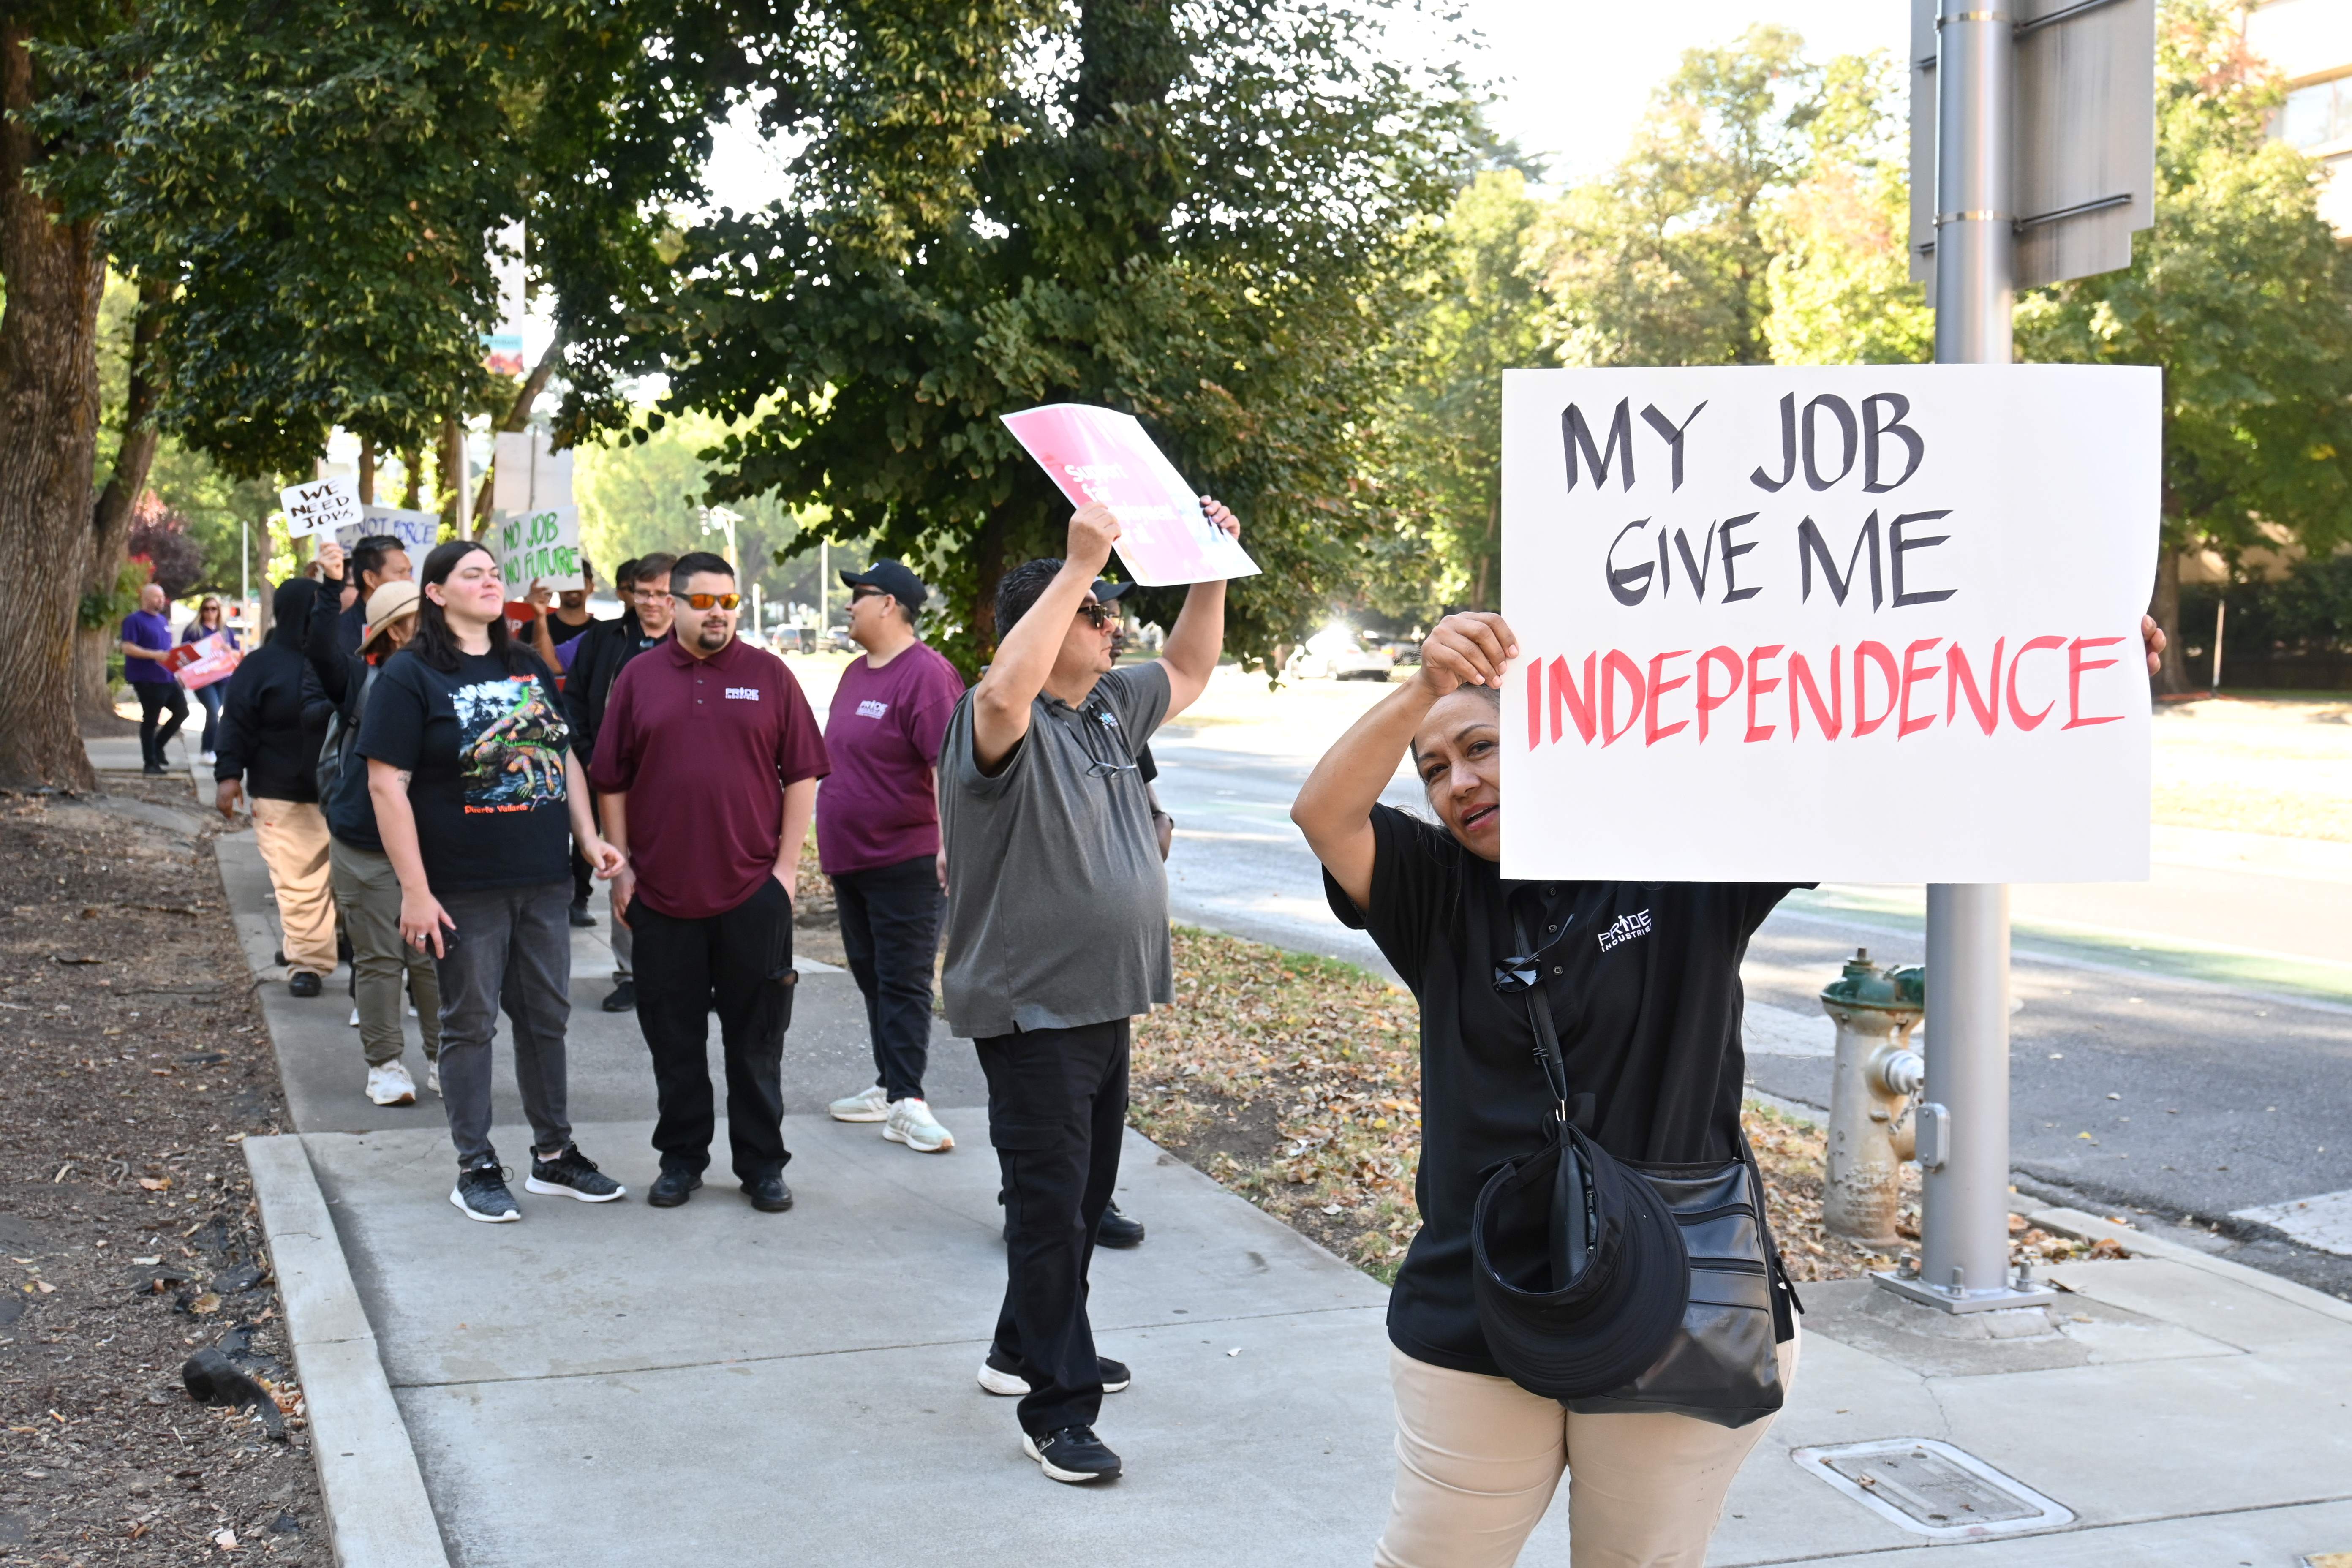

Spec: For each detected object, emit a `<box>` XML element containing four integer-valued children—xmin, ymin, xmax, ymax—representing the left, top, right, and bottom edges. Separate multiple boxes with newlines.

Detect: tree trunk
<box><xmin>400</xmin><ymin>446</ymin><xmax>422</xmax><ymax>509</ymax></box>
<box><xmin>0</xmin><ymin>22</ymin><xmax>106</xmax><ymax>790</ymax></box>
<box><xmin>2149</xmin><ymin>548</ymin><xmax>2189</xmax><ymax>696</ymax></box>
<box><xmin>470</xmin><ymin>336</ymin><xmax>566</xmax><ymax>531</ymax></box>
<box><xmin>358</xmin><ymin>436</ymin><xmax>376</xmax><ymax>504</ymax></box>
<box><xmin>76</xmin><ymin>272</ymin><xmax>175</xmax><ymax>728</ymax></box>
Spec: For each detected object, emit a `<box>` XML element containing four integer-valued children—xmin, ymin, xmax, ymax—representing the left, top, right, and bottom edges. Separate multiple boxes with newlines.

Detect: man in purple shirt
<box><xmin>819</xmin><ymin>561</ymin><xmax>967</xmax><ymax>1154</ymax></box>
<box><xmin>120</xmin><ymin>583</ymin><xmax>187</xmax><ymax>775</ymax></box>
<box><xmin>591</xmin><ymin>552</ymin><xmax>830</xmax><ymax>1212</ymax></box>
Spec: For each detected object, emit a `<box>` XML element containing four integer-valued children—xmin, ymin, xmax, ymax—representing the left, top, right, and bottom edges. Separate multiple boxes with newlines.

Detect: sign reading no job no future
<box><xmin>1499</xmin><ymin>365</ymin><xmax>2159</xmax><ymax>885</ymax></box>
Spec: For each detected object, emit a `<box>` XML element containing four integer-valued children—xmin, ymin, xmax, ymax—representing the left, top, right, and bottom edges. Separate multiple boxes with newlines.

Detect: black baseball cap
<box><xmin>1090</xmin><ymin>578</ymin><xmax>1135</xmax><ymax>602</ymax></box>
<box><xmin>840</xmin><ymin>560</ymin><xmax>928</xmax><ymax>609</ymax></box>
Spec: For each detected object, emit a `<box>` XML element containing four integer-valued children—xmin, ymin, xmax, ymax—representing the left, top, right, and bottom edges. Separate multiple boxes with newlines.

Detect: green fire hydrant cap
<box><xmin>1819</xmin><ymin>947</ymin><xmax>1925</xmax><ymax>1010</ymax></box>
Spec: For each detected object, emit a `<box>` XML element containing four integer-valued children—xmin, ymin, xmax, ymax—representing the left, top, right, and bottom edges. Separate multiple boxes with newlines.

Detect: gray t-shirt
<box><xmin>939</xmin><ymin>662</ymin><xmax>1173</xmax><ymax>1038</ymax></box>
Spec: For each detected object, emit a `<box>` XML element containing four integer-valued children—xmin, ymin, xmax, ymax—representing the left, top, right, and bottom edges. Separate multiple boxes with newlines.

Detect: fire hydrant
<box><xmin>1819</xmin><ymin>949</ymin><xmax>1926</xmax><ymax>1247</ymax></box>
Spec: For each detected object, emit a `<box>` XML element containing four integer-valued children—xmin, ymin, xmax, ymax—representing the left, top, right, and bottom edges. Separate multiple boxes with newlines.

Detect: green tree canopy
<box><xmin>564</xmin><ymin>0</ymin><xmax>1477</xmax><ymax>675</ymax></box>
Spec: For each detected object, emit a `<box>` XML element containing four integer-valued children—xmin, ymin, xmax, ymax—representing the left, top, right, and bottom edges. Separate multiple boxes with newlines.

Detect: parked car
<box><xmin>1286</xmin><ymin>625</ymin><xmax>1397</xmax><ymax>682</ymax></box>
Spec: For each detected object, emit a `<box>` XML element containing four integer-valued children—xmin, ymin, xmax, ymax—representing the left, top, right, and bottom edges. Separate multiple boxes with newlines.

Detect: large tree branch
<box><xmin>472</xmin><ymin>335</ymin><xmax>566</xmax><ymax>536</ymax></box>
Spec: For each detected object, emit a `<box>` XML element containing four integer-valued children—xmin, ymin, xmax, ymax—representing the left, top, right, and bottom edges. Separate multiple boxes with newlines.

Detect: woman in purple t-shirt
<box><xmin>818</xmin><ymin>561</ymin><xmax>968</xmax><ymax>1154</ymax></box>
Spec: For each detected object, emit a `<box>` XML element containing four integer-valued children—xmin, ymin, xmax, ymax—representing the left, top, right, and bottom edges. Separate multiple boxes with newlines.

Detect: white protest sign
<box><xmin>497</xmin><ymin>506</ymin><xmax>583</xmax><ymax>591</ymax></box>
<box><xmin>1001</xmin><ymin>404</ymin><xmax>1260</xmax><ymax>586</ymax></box>
<box><xmin>280</xmin><ymin>476</ymin><xmax>362</xmax><ymax>539</ymax></box>
<box><xmin>1500</xmin><ymin>365</ymin><xmax>2159</xmax><ymax>885</ymax></box>
<box><xmin>336</xmin><ymin>505</ymin><xmax>440</xmax><ymax>559</ymax></box>
<box><xmin>490</xmin><ymin>430</ymin><xmax>582</xmax><ymax>589</ymax></box>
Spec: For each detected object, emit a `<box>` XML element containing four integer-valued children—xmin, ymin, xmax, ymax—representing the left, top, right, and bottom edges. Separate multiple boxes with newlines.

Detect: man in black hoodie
<box><xmin>216</xmin><ymin>578</ymin><xmax>338</xmax><ymax>996</ymax></box>
<box><xmin>562</xmin><ymin>550</ymin><xmax>675</xmax><ymax>1012</ymax></box>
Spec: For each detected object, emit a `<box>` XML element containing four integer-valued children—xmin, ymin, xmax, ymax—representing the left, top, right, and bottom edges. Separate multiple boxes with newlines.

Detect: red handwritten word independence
<box><xmin>1525</xmin><ymin>636</ymin><xmax>2128</xmax><ymax>749</ymax></box>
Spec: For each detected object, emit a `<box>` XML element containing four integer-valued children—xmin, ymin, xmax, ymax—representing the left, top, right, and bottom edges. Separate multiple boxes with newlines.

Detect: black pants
<box><xmin>833</xmin><ymin>854</ymin><xmax>944</xmax><ymax>1103</ymax></box>
<box><xmin>978</xmin><ymin>1017</ymin><xmax>1129</xmax><ymax>1435</ymax></box>
<box><xmin>136</xmin><ymin>683</ymin><xmax>188</xmax><ymax>767</ymax></box>
<box><xmin>628</xmin><ymin>877</ymin><xmax>796</xmax><ymax>1181</ymax></box>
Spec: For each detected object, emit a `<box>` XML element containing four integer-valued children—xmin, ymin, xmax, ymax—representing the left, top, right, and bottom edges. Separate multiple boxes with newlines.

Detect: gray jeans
<box><xmin>330</xmin><ymin>838</ymin><xmax>441</xmax><ymax>1068</ymax></box>
<box><xmin>432</xmin><ymin>881</ymin><xmax>573</xmax><ymax>1168</ymax></box>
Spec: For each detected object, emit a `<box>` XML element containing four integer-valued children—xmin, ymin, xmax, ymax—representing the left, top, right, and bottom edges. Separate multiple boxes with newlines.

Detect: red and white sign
<box><xmin>1500</xmin><ymin>365</ymin><xmax>2159</xmax><ymax>884</ymax></box>
<box><xmin>1002</xmin><ymin>404</ymin><xmax>1260</xmax><ymax>587</ymax></box>
<box><xmin>163</xmin><ymin>633</ymin><xmax>242</xmax><ymax>692</ymax></box>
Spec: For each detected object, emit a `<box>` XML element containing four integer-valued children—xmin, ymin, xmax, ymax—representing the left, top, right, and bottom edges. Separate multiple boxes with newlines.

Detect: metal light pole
<box><xmin>1881</xmin><ymin>0</ymin><xmax>2052</xmax><ymax>1315</ymax></box>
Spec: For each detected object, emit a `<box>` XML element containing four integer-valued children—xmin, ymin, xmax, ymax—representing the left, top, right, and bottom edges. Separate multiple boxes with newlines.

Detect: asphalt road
<box><xmin>1146</xmin><ymin>704</ymin><xmax>2352</xmax><ymax>1298</ymax></box>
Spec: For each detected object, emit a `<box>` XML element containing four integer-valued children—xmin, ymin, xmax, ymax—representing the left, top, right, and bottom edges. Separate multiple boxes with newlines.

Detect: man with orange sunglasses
<box><xmin>589</xmin><ymin>551</ymin><xmax>830</xmax><ymax>1212</ymax></box>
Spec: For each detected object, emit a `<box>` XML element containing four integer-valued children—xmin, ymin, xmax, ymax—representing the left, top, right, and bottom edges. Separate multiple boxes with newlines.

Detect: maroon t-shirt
<box><xmin>588</xmin><ymin>635</ymin><xmax>830</xmax><ymax>919</ymax></box>
<box><xmin>817</xmin><ymin>641</ymin><xmax>967</xmax><ymax>876</ymax></box>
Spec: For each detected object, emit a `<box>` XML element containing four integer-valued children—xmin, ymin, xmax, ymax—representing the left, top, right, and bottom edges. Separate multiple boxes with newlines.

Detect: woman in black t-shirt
<box><xmin>362</xmin><ymin>541</ymin><xmax>627</xmax><ymax>1225</ymax></box>
<box><xmin>1293</xmin><ymin>610</ymin><xmax>2162</xmax><ymax>1568</ymax></box>
<box><xmin>1292</xmin><ymin>610</ymin><xmax>1801</xmax><ymax>1567</ymax></box>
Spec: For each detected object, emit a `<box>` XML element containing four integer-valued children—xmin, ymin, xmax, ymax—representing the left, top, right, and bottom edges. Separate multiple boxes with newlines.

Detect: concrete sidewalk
<box><xmin>192</xmin><ymin>757</ymin><xmax>2352</xmax><ymax>1565</ymax></box>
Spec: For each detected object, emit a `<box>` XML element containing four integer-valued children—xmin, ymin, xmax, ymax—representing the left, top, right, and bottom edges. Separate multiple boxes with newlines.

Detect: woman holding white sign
<box><xmin>1291</xmin><ymin>610</ymin><xmax>2161</xmax><ymax>1568</ymax></box>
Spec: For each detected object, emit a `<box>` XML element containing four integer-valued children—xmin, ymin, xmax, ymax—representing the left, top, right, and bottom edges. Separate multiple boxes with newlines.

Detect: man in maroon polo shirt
<box><xmin>588</xmin><ymin>551</ymin><xmax>830</xmax><ymax>1212</ymax></box>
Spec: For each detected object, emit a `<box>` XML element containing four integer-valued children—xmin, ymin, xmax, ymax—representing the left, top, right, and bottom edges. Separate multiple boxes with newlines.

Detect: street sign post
<box><xmin>1886</xmin><ymin>0</ymin><xmax>2154</xmax><ymax>1315</ymax></box>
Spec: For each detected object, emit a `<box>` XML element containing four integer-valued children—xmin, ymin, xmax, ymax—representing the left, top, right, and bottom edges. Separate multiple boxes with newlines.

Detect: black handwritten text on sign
<box><xmin>1497</xmin><ymin>366</ymin><xmax>2161</xmax><ymax>884</ymax></box>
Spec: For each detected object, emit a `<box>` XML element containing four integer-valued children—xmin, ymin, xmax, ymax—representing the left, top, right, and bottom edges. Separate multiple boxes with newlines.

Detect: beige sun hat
<box><xmin>364</xmin><ymin>580</ymin><xmax>422</xmax><ymax>644</ymax></box>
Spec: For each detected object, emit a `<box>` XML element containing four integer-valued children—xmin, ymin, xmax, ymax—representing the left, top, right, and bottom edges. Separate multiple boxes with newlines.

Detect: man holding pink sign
<box><xmin>939</xmin><ymin>466</ymin><xmax>1242</xmax><ymax>1486</ymax></box>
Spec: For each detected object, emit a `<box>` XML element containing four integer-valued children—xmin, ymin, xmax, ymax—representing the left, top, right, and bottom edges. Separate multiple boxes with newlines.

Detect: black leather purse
<box><xmin>1470</xmin><ymin>916</ymin><xmax>1797</xmax><ymax>1429</ymax></box>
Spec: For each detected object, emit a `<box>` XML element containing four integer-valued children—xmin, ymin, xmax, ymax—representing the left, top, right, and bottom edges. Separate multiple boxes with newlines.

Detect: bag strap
<box><xmin>1734</xmin><ymin>1121</ymin><xmax>1805</xmax><ymax>1324</ymax></box>
<box><xmin>1510</xmin><ymin>910</ymin><xmax>1573</xmax><ymax>1119</ymax></box>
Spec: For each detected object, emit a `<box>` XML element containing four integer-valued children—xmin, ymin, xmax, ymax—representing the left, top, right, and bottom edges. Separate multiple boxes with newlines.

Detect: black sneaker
<box><xmin>742</xmin><ymin>1174</ymin><xmax>794</xmax><ymax>1213</ymax></box>
<box><xmin>1023</xmin><ymin>1425</ymin><xmax>1122</xmax><ymax>1484</ymax></box>
<box><xmin>287</xmin><ymin>970</ymin><xmax>323</xmax><ymax>999</ymax></box>
<box><xmin>525</xmin><ymin>1145</ymin><xmax>625</xmax><ymax>1203</ymax></box>
<box><xmin>1097</xmin><ymin>1201</ymin><xmax>1144</xmax><ymax>1249</ymax></box>
<box><xmin>450</xmin><ymin>1164</ymin><xmax>520</xmax><ymax>1224</ymax></box>
<box><xmin>601</xmin><ymin>980</ymin><xmax>637</xmax><ymax>1013</ymax></box>
<box><xmin>647</xmin><ymin>1169</ymin><xmax>701</xmax><ymax>1207</ymax></box>
<box><xmin>142</xmin><ymin>762</ymin><xmax>168</xmax><ymax>776</ymax></box>
<box><xmin>568</xmin><ymin>901</ymin><xmax>597</xmax><ymax>928</ymax></box>
<box><xmin>978</xmin><ymin>1350</ymin><xmax>1130</xmax><ymax>1397</ymax></box>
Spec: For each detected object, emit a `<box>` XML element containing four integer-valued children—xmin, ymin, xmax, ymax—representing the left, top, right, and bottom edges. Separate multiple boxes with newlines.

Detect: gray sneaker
<box><xmin>450</xmin><ymin>1164</ymin><xmax>519</xmax><ymax>1223</ymax></box>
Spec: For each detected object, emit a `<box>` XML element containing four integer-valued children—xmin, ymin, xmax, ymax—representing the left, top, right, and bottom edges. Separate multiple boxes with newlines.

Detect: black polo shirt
<box><xmin>1326</xmin><ymin>803</ymin><xmax>1803</xmax><ymax>1376</ymax></box>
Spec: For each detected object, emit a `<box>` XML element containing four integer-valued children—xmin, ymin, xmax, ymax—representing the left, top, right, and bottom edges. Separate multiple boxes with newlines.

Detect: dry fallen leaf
<box><xmin>188</xmin><ymin>1291</ymin><xmax>221</xmax><ymax>1315</ymax></box>
<box><xmin>138</xmin><ymin>1177</ymin><xmax>170</xmax><ymax>1191</ymax></box>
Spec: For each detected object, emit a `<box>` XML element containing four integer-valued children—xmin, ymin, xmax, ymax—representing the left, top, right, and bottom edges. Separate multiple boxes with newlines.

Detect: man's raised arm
<box><xmin>970</xmin><ymin>504</ymin><xmax>1119</xmax><ymax>772</ymax></box>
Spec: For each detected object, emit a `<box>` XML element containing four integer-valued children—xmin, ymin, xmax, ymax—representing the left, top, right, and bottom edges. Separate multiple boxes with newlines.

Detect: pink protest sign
<box><xmin>1001</xmin><ymin>404</ymin><xmax>1260</xmax><ymax>587</ymax></box>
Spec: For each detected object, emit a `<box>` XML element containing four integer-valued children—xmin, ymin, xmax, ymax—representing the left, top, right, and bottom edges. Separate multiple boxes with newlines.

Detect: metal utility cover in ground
<box><xmin>1793</xmin><ymin>1437</ymin><xmax>2075</xmax><ymax>1540</ymax></box>
<box><xmin>1909</xmin><ymin>0</ymin><xmax>2156</xmax><ymax>299</ymax></box>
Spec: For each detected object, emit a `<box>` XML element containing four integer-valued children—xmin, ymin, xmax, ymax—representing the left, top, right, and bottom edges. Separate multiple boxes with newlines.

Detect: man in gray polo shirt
<box><xmin>941</xmin><ymin>497</ymin><xmax>1241</xmax><ymax>1486</ymax></box>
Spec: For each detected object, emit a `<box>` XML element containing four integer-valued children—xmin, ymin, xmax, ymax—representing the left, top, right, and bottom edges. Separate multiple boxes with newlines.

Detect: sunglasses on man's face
<box><xmin>850</xmin><ymin>587</ymin><xmax>886</xmax><ymax>604</ymax></box>
<box><xmin>680</xmin><ymin>592</ymin><xmax>741</xmax><ymax>611</ymax></box>
<box><xmin>1075</xmin><ymin>602</ymin><xmax>1114</xmax><ymax>630</ymax></box>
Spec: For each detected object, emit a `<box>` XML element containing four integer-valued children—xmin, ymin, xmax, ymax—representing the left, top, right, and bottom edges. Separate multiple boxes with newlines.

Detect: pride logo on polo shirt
<box><xmin>725</xmin><ymin>687</ymin><xmax>761</xmax><ymax>701</ymax></box>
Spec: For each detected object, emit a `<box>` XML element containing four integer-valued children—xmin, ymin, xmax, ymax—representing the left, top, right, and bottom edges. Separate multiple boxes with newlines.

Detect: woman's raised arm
<box><xmin>1291</xmin><ymin>612</ymin><xmax>1518</xmax><ymax>911</ymax></box>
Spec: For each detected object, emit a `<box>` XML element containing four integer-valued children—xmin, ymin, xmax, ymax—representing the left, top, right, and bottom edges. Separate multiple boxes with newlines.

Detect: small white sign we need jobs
<box><xmin>1500</xmin><ymin>365</ymin><xmax>2159</xmax><ymax>885</ymax></box>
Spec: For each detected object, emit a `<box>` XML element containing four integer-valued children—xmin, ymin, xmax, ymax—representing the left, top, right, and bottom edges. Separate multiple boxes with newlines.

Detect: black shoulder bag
<box><xmin>1469</xmin><ymin>914</ymin><xmax>1798</xmax><ymax>1429</ymax></box>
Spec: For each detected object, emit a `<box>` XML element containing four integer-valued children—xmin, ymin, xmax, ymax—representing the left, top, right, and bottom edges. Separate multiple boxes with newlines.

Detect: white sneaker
<box><xmin>425</xmin><ymin>1059</ymin><xmax>440</xmax><ymax>1094</ymax></box>
<box><xmin>883</xmin><ymin>1097</ymin><xmax>954</xmax><ymax>1153</ymax></box>
<box><xmin>348</xmin><ymin>1007</ymin><xmax>361</xmax><ymax>1028</ymax></box>
<box><xmin>828</xmin><ymin>1083</ymin><xmax>890</xmax><ymax>1123</ymax></box>
<box><xmin>367</xmin><ymin>1061</ymin><xmax>417</xmax><ymax>1107</ymax></box>
<box><xmin>200</xmin><ymin>750</ymin><xmax>216</xmax><ymax>766</ymax></box>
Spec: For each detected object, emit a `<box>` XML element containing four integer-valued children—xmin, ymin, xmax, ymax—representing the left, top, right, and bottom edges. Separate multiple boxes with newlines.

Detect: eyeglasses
<box><xmin>1075</xmin><ymin>602</ymin><xmax>1114</xmax><ymax>630</ymax></box>
<box><xmin>1072</xmin><ymin>705</ymin><xmax>1138</xmax><ymax>779</ymax></box>
<box><xmin>630</xmin><ymin>587</ymin><xmax>672</xmax><ymax>604</ymax></box>
<box><xmin>679</xmin><ymin>592</ymin><xmax>741</xmax><ymax>611</ymax></box>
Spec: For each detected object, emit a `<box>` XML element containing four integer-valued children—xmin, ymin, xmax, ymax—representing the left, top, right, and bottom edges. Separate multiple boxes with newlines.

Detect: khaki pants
<box><xmin>250</xmin><ymin>798</ymin><xmax>337</xmax><ymax>975</ymax></box>
<box><xmin>329</xmin><ymin>837</ymin><xmax>440</xmax><ymax>1068</ymax></box>
<box><xmin>1374</xmin><ymin>1331</ymin><xmax>1800</xmax><ymax>1568</ymax></box>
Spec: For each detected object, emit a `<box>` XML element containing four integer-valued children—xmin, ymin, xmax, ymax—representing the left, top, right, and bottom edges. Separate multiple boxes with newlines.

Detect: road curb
<box><xmin>245</xmin><ymin>1134</ymin><xmax>451</xmax><ymax>1568</ymax></box>
<box><xmin>2027</xmin><ymin>1203</ymin><xmax>2352</xmax><ymax>1326</ymax></box>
